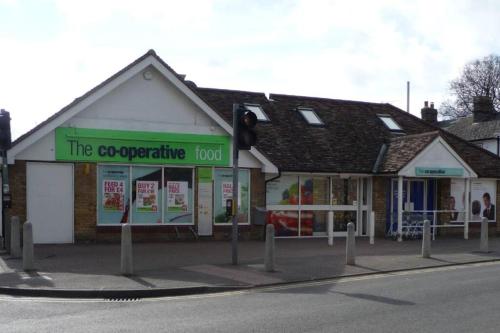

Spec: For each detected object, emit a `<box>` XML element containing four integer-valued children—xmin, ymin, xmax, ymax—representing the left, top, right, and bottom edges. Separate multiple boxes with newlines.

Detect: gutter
<box><xmin>372</xmin><ymin>143</ymin><xmax>388</xmax><ymax>174</ymax></box>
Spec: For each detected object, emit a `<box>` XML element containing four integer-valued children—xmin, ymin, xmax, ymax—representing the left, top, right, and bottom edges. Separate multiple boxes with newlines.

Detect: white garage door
<box><xmin>27</xmin><ymin>162</ymin><xmax>74</xmax><ymax>244</ymax></box>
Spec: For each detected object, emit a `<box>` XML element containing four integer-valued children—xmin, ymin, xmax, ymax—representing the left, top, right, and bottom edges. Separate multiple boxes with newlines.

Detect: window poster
<box><xmin>221</xmin><ymin>182</ymin><xmax>242</xmax><ymax>208</ymax></box>
<box><xmin>98</xmin><ymin>165</ymin><xmax>130</xmax><ymax>225</ymax></box>
<box><xmin>136</xmin><ymin>181</ymin><xmax>159</xmax><ymax>212</ymax></box>
<box><xmin>471</xmin><ymin>180</ymin><xmax>496</xmax><ymax>222</ymax></box>
<box><xmin>103</xmin><ymin>180</ymin><xmax>125</xmax><ymax>212</ymax></box>
<box><xmin>265</xmin><ymin>175</ymin><xmax>299</xmax><ymax>206</ymax></box>
<box><xmin>449</xmin><ymin>179</ymin><xmax>496</xmax><ymax>222</ymax></box>
<box><xmin>167</xmin><ymin>181</ymin><xmax>189</xmax><ymax>212</ymax></box>
<box><xmin>214</xmin><ymin>169</ymin><xmax>249</xmax><ymax>224</ymax></box>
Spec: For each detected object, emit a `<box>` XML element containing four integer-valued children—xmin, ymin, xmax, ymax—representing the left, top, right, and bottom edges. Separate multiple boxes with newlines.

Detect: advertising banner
<box><xmin>450</xmin><ymin>179</ymin><xmax>496</xmax><ymax>222</ymax></box>
<box><xmin>103</xmin><ymin>179</ymin><xmax>125</xmax><ymax>212</ymax></box>
<box><xmin>55</xmin><ymin>127</ymin><xmax>230</xmax><ymax>166</ymax></box>
<box><xmin>136</xmin><ymin>181</ymin><xmax>159</xmax><ymax>212</ymax></box>
<box><xmin>167</xmin><ymin>181</ymin><xmax>189</xmax><ymax>212</ymax></box>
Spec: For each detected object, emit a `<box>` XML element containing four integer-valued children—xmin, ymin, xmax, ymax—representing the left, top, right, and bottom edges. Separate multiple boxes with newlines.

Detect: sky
<box><xmin>1</xmin><ymin>0</ymin><xmax>500</xmax><ymax>139</ymax></box>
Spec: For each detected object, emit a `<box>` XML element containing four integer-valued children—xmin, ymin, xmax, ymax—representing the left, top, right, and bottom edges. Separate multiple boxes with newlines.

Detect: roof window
<box><xmin>244</xmin><ymin>104</ymin><xmax>269</xmax><ymax>122</ymax></box>
<box><xmin>298</xmin><ymin>107</ymin><xmax>323</xmax><ymax>125</ymax></box>
<box><xmin>378</xmin><ymin>115</ymin><xmax>402</xmax><ymax>131</ymax></box>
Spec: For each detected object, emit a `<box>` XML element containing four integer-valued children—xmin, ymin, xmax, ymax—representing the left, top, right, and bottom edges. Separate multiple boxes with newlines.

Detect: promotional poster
<box><xmin>166</xmin><ymin>181</ymin><xmax>188</xmax><ymax>212</ymax></box>
<box><xmin>450</xmin><ymin>179</ymin><xmax>496</xmax><ymax>222</ymax></box>
<box><xmin>136</xmin><ymin>180</ymin><xmax>159</xmax><ymax>212</ymax></box>
<box><xmin>103</xmin><ymin>179</ymin><xmax>125</xmax><ymax>212</ymax></box>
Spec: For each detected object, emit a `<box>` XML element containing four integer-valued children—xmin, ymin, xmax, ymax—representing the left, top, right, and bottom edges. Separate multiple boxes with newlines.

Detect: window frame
<box><xmin>377</xmin><ymin>114</ymin><xmax>403</xmax><ymax>131</ymax></box>
<box><xmin>244</xmin><ymin>103</ymin><xmax>270</xmax><ymax>122</ymax></box>
<box><xmin>298</xmin><ymin>107</ymin><xmax>324</xmax><ymax>126</ymax></box>
<box><xmin>96</xmin><ymin>163</ymin><xmax>195</xmax><ymax>226</ymax></box>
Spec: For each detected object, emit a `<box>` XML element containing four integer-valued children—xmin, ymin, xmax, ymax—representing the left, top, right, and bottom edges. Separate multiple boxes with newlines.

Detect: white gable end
<box><xmin>399</xmin><ymin>137</ymin><xmax>477</xmax><ymax>178</ymax></box>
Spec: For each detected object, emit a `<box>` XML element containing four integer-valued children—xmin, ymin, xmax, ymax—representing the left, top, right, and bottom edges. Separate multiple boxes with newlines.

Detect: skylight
<box><xmin>378</xmin><ymin>115</ymin><xmax>402</xmax><ymax>131</ymax></box>
<box><xmin>245</xmin><ymin>104</ymin><xmax>269</xmax><ymax>122</ymax></box>
<box><xmin>298</xmin><ymin>108</ymin><xmax>323</xmax><ymax>125</ymax></box>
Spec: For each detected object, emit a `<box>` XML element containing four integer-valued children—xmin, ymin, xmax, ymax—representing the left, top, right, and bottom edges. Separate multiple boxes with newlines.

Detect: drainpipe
<box><xmin>497</xmin><ymin>135</ymin><xmax>499</xmax><ymax>156</ymax></box>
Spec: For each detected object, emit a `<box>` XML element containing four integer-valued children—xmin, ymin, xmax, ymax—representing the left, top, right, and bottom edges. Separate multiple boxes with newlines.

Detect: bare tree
<box><xmin>439</xmin><ymin>54</ymin><xmax>500</xmax><ymax>119</ymax></box>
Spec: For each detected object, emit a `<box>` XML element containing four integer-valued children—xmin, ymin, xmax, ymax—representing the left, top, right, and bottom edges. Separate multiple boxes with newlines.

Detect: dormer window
<box><xmin>378</xmin><ymin>114</ymin><xmax>402</xmax><ymax>131</ymax></box>
<box><xmin>244</xmin><ymin>104</ymin><xmax>269</xmax><ymax>122</ymax></box>
<box><xmin>298</xmin><ymin>107</ymin><xmax>323</xmax><ymax>125</ymax></box>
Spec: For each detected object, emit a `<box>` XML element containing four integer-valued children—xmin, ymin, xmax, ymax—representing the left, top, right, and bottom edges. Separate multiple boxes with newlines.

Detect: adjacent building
<box><xmin>4</xmin><ymin>50</ymin><xmax>500</xmax><ymax>244</ymax></box>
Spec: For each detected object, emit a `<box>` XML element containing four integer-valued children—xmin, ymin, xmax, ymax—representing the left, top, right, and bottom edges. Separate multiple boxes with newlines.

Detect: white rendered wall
<box><xmin>13</xmin><ymin>66</ymin><xmax>261</xmax><ymax>168</ymax></box>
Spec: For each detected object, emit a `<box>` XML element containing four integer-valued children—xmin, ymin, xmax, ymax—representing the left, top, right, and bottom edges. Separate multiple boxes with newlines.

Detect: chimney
<box><xmin>421</xmin><ymin>101</ymin><xmax>437</xmax><ymax>124</ymax></box>
<box><xmin>473</xmin><ymin>96</ymin><xmax>496</xmax><ymax>122</ymax></box>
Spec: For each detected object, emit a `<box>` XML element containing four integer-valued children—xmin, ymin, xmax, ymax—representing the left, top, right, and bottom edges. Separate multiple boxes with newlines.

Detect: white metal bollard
<box><xmin>328</xmin><ymin>211</ymin><xmax>334</xmax><ymax>246</ymax></box>
<box><xmin>346</xmin><ymin>222</ymin><xmax>356</xmax><ymax>265</ymax></box>
<box><xmin>10</xmin><ymin>216</ymin><xmax>21</xmax><ymax>258</ymax></box>
<box><xmin>370</xmin><ymin>211</ymin><xmax>375</xmax><ymax>245</ymax></box>
<box><xmin>265</xmin><ymin>224</ymin><xmax>275</xmax><ymax>272</ymax></box>
<box><xmin>480</xmin><ymin>217</ymin><xmax>489</xmax><ymax>253</ymax></box>
<box><xmin>464</xmin><ymin>220</ymin><xmax>469</xmax><ymax>240</ymax></box>
<box><xmin>121</xmin><ymin>223</ymin><xmax>133</xmax><ymax>276</ymax></box>
<box><xmin>422</xmin><ymin>220</ymin><xmax>431</xmax><ymax>258</ymax></box>
<box><xmin>22</xmin><ymin>222</ymin><xmax>35</xmax><ymax>271</ymax></box>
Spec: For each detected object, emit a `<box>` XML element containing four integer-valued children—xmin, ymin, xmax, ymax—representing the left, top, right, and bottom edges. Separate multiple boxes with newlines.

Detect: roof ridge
<box><xmin>389</xmin><ymin>130</ymin><xmax>439</xmax><ymax>142</ymax></box>
<box><xmin>268</xmin><ymin>93</ymin><xmax>388</xmax><ymax>106</ymax></box>
<box><xmin>196</xmin><ymin>86</ymin><xmax>267</xmax><ymax>96</ymax></box>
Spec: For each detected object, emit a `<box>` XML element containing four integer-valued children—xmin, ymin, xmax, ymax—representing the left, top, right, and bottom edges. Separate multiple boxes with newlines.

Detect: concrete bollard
<box><xmin>22</xmin><ymin>222</ymin><xmax>35</xmax><ymax>271</ymax></box>
<box><xmin>328</xmin><ymin>211</ymin><xmax>334</xmax><ymax>246</ymax></box>
<box><xmin>10</xmin><ymin>216</ymin><xmax>21</xmax><ymax>258</ymax></box>
<box><xmin>346</xmin><ymin>222</ymin><xmax>356</xmax><ymax>265</ymax></box>
<box><xmin>480</xmin><ymin>217</ymin><xmax>489</xmax><ymax>253</ymax></box>
<box><xmin>369</xmin><ymin>211</ymin><xmax>375</xmax><ymax>245</ymax></box>
<box><xmin>121</xmin><ymin>223</ymin><xmax>133</xmax><ymax>276</ymax></box>
<box><xmin>265</xmin><ymin>224</ymin><xmax>276</xmax><ymax>272</ymax></box>
<box><xmin>422</xmin><ymin>220</ymin><xmax>431</xmax><ymax>258</ymax></box>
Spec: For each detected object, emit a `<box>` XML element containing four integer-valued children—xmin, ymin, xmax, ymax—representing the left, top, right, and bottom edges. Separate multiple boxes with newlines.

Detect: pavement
<box><xmin>0</xmin><ymin>236</ymin><xmax>499</xmax><ymax>297</ymax></box>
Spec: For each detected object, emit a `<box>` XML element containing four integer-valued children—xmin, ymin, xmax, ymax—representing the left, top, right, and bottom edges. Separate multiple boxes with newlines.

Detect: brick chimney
<box><xmin>473</xmin><ymin>96</ymin><xmax>496</xmax><ymax>122</ymax></box>
<box><xmin>421</xmin><ymin>101</ymin><xmax>437</xmax><ymax>124</ymax></box>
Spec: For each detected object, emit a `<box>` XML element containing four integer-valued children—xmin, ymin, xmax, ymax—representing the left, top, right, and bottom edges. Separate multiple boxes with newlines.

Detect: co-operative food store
<box><xmin>4</xmin><ymin>50</ymin><xmax>500</xmax><ymax>244</ymax></box>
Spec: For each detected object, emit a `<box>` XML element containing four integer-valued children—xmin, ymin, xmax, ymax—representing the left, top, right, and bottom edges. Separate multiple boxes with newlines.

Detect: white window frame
<box><xmin>244</xmin><ymin>103</ymin><xmax>270</xmax><ymax>122</ymax></box>
<box><xmin>266</xmin><ymin>174</ymin><xmax>371</xmax><ymax>238</ymax></box>
<box><xmin>298</xmin><ymin>107</ymin><xmax>324</xmax><ymax>125</ymax></box>
<box><xmin>378</xmin><ymin>114</ymin><xmax>403</xmax><ymax>131</ymax></box>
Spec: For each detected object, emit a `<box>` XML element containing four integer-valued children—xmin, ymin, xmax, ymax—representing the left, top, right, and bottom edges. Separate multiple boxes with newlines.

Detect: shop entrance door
<box><xmin>27</xmin><ymin>162</ymin><xmax>74</xmax><ymax>244</ymax></box>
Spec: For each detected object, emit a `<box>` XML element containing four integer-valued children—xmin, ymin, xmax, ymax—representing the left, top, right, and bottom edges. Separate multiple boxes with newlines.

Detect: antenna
<box><xmin>406</xmin><ymin>81</ymin><xmax>410</xmax><ymax>113</ymax></box>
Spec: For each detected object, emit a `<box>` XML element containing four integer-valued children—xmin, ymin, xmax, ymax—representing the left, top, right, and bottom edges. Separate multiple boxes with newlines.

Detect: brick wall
<box><xmin>74</xmin><ymin>163</ymin><xmax>97</xmax><ymax>242</ymax></box>
<box><xmin>7</xmin><ymin>160</ymin><xmax>27</xmax><ymax>223</ymax></box>
<box><xmin>372</xmin><ymin>176</ymin><xmax>389</xmax><ymax>237</ymax></box>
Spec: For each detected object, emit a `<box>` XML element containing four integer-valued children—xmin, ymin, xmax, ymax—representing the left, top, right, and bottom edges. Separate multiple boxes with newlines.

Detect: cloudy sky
<box><xmin>1</xmin><ymin>0</ymin><xmax>500</xmax><ymax>139</ymax></box>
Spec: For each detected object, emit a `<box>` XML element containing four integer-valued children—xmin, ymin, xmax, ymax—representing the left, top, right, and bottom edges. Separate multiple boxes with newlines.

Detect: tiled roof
<box><xmin>378</xmin><ymin>132</ymin><xmax>440</xmax><ymax>173</ymax></box>
<box><xmin>11</xmin><ymin>50</ymin><xmax>500</xmax><ymax>178</ymax></box>
<box><xmin>439</xmin><ymin>114</ymin><xmax>500</xmax><ymax>141</ymax></box>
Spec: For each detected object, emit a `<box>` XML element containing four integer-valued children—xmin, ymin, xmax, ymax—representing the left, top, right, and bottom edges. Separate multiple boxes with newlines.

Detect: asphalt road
<box><xmin>2</xmin><ymin>261</ymin><xmax>500</xmax><ymax>333</ymax></box>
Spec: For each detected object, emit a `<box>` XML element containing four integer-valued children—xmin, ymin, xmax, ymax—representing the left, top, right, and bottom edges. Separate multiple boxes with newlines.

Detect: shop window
<box><xmin>301</xmin><ymin>211</ymin><xmax>327</xmax><ymax>236</ymax></box>
<box><xmin>164</xmin><ymin>168</ymin><xmax>194</xmax><ymax>224</ymax></box>
<box><xmin>131</xmin><ymin>167</ymin><xmax>162</xmax><ymax>224</ymax></box>
<box><xmin>266</xmin><ymin>175</ymin><xmax>299</xmax><ymax>206</ymax></box>
<box><xmin>213</xmin><ymin>169</ymin><xmax>250</xmax><ymax>224</ymax></box>
<box><xmin>97</xmin><ymin>165</ymin><xmax>131</xmax><ymax>225</ymax></box>
<box><xmin>300</xmin><ymin>176</ymin><xmax>330</xmax><ymax>205</ymax></box>
<box><xmin>267</xmin><ymin>211</ymin><xmax>299</xmax><ymax>237</ymax></box>
<box><xmin>331</xmin><ymin>177</ymin><xmax>358</xmax><ymax>205</ymax></box>
<box><xmin>333</xmin><ymin>211</ymin><xmax>357</xmax><ymax>232</ymax></box>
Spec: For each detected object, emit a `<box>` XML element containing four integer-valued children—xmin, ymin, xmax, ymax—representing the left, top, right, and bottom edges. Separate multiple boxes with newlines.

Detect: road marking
<box><xmin>0</xmin><ymin>260</ymin><xmax>499</xmax><ymax>304</ymax></box>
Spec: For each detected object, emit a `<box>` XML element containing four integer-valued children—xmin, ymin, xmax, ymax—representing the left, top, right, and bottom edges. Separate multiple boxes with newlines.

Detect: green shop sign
<box><xmin>415</xmin><ymin>167</ymin><xmax>464</xmax><ymax>177</ymax></box>
<box><xmin>55</xmin><ymin>127</ymin><xmax>230</xmax><ymax>166</ymax></box>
